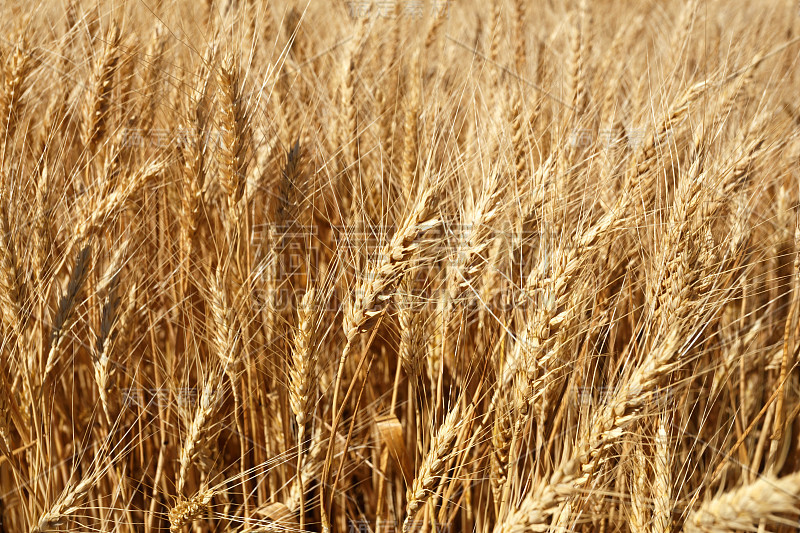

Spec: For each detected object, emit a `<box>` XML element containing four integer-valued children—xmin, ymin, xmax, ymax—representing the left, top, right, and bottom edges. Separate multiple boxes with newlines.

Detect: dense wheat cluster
<box><xmin>1</xmin><ymin>0</ymin><xmax>800</xmax><ymax>531</ymax></box>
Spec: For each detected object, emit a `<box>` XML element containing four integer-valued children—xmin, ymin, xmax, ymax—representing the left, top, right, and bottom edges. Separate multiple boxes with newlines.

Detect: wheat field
<box><xmin>0</xmin><ymin>0</ymin><xmax>799</xmax><ymax>532</ymax></box>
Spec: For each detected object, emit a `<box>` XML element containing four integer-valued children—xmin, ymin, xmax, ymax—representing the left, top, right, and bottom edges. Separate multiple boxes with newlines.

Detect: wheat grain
<box><xmin>1</xmin><ymin>4</ymin><xmax>798</xmax><ymax>533</ymax></box>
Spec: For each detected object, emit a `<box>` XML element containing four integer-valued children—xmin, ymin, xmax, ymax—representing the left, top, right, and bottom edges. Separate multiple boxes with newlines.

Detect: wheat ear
<box><xmin>43</xmin><ymin>244</ymin><xmax>92</xmax><ymax>382</ymax></box>
<box><xmin>177</xmin><ymin>373</ymin><xmax>221</xmax><ymax>494</ymax></box>
<box><xmin>324</xmin><ymin>182</ymin><xmax>439</xmax><ymax>530</ymax></box>
<box><xmin>83</xmin><ymin>22</ymin><xmax>121</xmax><ymax>152</ymax></box>
<box><xmin>289</xmin><ymin>286</ymin><xmax>317</xmax><ymax>529</ymax></box>
<box><xmin>169</xmin><ymin>490</ymin><xmax>215</xmax><ymax>533</ymax></box>
<box><xmin>0</xmin><ymin>191</ymin><xmax>24</xmax><ymax>333</ymax></box>
<box><xmin>684</xmin><ymin>471</ymin><xmax>800</xmax><ymax>533</ymax></box>
<box><xmin>179</xmin><ymin>45</ymin><xmax>215</xmax><ymax>268</ymax></box>
<box><xmin>30</xmin><ymin>468</ymin><xmax>102</xmax><ymax>533</ymax></box>
<box><xmin>92</xmin><ymin>251</ymin><xmax>125</xmax><ymax>426</ymax></box>
<box><xmin>400</xmin><ymin>49</ymin><xmax>421</xmax><ymax>200</ymax></box>
<box><xmin>217</xmin><ymin>51</ymin><xmax>251</xmax><ymax>215</ymax></box>
<box><xmin>403</xmin><ymin>404</ymin><xmax>462</xmax><ymax>532</ymax></box>
<box><xmin>0</xmin><ymin>33</ymin><xmax>32</xmax><ymax>141</ymax></box>
<box><xmin>652</xmin><ymin>416</ymin><xmax>672</xmax><ymax>533</ymax></box>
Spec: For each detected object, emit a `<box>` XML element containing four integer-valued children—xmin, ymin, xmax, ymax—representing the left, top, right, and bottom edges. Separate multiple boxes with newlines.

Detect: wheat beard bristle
<box><xmin>4</xmin><ymin>6</ymin><xmax>800</xmax><ymax>533</ymax></box>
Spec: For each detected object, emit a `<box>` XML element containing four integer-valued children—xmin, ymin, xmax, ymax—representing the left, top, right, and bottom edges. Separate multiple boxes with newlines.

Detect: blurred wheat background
<box><xmin>1</xmin><ymin>0</ymin><xmax>800</xmax><ymax>532</ymax></box>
